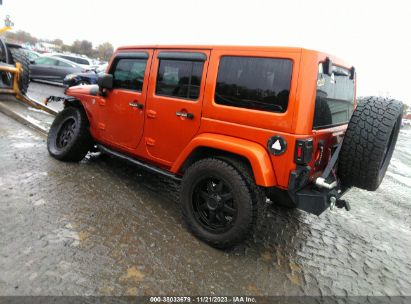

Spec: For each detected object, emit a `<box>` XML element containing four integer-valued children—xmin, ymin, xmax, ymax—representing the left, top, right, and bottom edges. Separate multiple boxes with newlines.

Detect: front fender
<box><xmin>171</xmin><ymin>133</ymin><xmax>277</xmax><ymax>187</ymax></box>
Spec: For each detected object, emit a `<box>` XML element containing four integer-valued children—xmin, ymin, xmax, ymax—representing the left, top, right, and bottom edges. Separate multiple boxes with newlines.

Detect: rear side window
<box><xmin>59</xmin><ymin>55</ymin><xmax>89</xmax><ymax>66</ymax></box>
<box><xmin>156</xmin><ymin>60</ymin><xmax>204</xmax><ymax>100</ymax></box>
<box><xmin>59</xmin><ymin>56</ymin><xmax>74</xmax><ymax>62</ymax></box>
<box><xmin>75</xmin><ymin>58</ymin><xmax>90</xmax><ymax>65</ymax></box>
<box><xmin>215</xmin><ymin>56</ymin><xmax>293</xmax><ymax>113</ymax></box>
<box><xmin>112</xmin><ymin>58</ymin><xmax>147</xmax><ymax>91</ymax></box>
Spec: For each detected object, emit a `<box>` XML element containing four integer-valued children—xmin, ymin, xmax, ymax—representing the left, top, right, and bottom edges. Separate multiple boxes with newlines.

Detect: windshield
<box><xmin>313</xmin><ymin>62</ymin><xmax>354</xmax><ymax>129</ymax></box>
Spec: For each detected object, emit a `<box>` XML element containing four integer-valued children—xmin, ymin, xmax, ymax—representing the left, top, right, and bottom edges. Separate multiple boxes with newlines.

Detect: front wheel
<box><xmin>47</xmin><ymin>106</ymin><xmax>92</xmax><ymax>162</ymax></box>
<box><xmin>180</xmin><ymin>158</ymin><xmax>256</xmax><ymax>248</ymax></box>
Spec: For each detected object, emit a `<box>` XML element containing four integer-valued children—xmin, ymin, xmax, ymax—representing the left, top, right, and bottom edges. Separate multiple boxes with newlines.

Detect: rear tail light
<box><xmin>295</xmin><ymin>138</ymin><xmax>313</xmax><ymax>165</ymax></box>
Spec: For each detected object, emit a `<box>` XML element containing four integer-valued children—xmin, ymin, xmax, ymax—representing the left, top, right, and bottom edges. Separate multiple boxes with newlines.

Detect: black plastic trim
<box><xmin>97</xmin><ymin>144</ymin><xmax>181</xmax><ymax>181</ymax></box>
<box><xmin>116</xmin><ymin>52</ymin><xmax>149</xmax><ymax>59</ymax></box>
<box><xmin>157</xmin><ymin>52</ymin><xmax>207</xmax><ymax>61</ymax></box>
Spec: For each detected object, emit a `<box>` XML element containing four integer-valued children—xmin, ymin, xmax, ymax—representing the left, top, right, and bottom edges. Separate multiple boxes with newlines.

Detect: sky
<box><xmin>2</xmin><ymin>0</ymin><xmax>411</xmax><ymax>105</ymax></box>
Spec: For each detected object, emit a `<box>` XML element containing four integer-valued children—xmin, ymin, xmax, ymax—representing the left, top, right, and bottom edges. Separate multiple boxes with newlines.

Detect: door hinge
<box><xmin>145</xmin><ymin>137</ymin><xmax>156</xmax><ymax>146</ymax></box>
<box><xmin>98</xmin><ymin>122</ymin><xmax>106</xmax><ymax>130</ymax></box>
<box><xmin>147</xmin><ymin>110</ymin><xmax>157</xmax><ymax>119</ymax></box>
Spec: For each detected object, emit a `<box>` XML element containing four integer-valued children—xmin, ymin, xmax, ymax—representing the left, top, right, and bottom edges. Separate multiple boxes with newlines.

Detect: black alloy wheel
<box><xmin>56</xmin><ymin>118</ymin><xmax>77</xmax><ymax>149</ymax></box>
<box><xmin>192</xmin><ymin>177</ymin><xmax>237</xmax><ymax>233</ymax></box>
<box><xmin>180</xmin><ymin>158</ymin><xmax>257</xmax><ymax>248</ymax></box>
<box><xmin>47</xmin><ymin>106</ymin><xmax>92</xmax><ymax>162</ymax></box>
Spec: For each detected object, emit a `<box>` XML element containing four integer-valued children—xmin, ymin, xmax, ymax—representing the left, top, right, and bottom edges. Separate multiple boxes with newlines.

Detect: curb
<box><xmin>0</xmin><ymin>101</ymin><xmax>49</xmax><ymax>136</ymax></box>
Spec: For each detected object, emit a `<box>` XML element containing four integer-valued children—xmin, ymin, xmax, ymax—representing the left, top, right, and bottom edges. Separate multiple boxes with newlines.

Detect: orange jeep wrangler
<box><xmin>47</xmin><ymin>46</ymin><xmax>403</xmax><ymax>248</ymax></box>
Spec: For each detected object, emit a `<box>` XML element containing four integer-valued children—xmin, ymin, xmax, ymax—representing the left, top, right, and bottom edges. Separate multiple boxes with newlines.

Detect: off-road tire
<box><xmin>338</xmin><ymin>97</ymin><xmax>403</xmax><ymax>191</ymax></box>
<box><xmin>181</xmin><ymin>158</ymin><xmax>256</xmax><ymax>248</ymax></box>
<box><xmin>47</xmin><ymin>106</ymin><xmax>93</xmax><ymax>162</ymax></box>
<box><xmin>9</xmin><ymin>48</ymin><xmax>30</xmax><ymax>95</ymax></box>
<box><xmin>215</xmin><ymin>156</ymin><xmax>267</xmax><ymax>227</ymax></box>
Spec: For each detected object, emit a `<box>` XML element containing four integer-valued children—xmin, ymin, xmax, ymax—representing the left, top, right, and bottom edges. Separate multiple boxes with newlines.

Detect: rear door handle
<box><xmin>129</xmin><ymin>101</ymin><xmax>144</xmax><ymax>109</ymax></box>
<box><xmin>176</xmin><ymin>111</ymin><xmax>194</xmax><ymax>119</ymax></box>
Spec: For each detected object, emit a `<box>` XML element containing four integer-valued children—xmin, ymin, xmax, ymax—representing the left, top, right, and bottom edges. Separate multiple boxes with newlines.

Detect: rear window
<box><xmin>215</xmin><ymin>56</ymin><xmax>292</xmax><ymax>113</ymax></box>
<box><xmin>313</xmin><ymin>63</ymin><xmax>355</xmax><ymax>129</ymax></box>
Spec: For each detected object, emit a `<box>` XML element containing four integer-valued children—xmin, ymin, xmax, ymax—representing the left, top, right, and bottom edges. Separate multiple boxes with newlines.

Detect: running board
<box><xmin>97</xmin><ymin>144</ymin><xmax>181</xmax><ymax>181</ymax></box>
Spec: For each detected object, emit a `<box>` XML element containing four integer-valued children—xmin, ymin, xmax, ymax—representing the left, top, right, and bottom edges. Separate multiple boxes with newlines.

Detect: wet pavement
<box><xmin>0</xmin><ymin>95</ymin><xmax>411</xmax><ymax>296</ymax></box>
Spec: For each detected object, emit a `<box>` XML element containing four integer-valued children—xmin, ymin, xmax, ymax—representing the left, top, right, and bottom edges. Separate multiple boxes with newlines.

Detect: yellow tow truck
<box><xmin>0</xmin><ymin>3</ymin><xmax>56</xmax><ymax>115</ymax></box>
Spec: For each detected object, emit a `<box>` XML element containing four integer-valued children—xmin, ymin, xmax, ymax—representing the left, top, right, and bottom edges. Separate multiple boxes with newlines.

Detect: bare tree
<box><xmin>96</xmin><ymin>42</ymin><xmax>114</xmax><ymax>61</ymax></box>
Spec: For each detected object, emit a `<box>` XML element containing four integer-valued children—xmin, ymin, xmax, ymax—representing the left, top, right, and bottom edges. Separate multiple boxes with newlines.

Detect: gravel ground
<box><xmin>0</xmin><ymin>83</ymin><xmax>410</xmax><ymax>296</ymax></box>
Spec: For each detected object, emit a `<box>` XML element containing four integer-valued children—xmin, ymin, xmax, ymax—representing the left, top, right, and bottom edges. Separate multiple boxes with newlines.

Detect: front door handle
<box><xmin>129</xmin><ymin>101</ymin><xmax>144</xmax><ymax>109</ymax></box>
<box><xmin>176</xmin><ymin>111</ymin><xmax>194</xmax><ymax>119</ymax></box>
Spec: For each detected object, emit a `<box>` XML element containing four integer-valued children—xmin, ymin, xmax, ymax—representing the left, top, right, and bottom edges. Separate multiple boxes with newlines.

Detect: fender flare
<box><xmin>171</xmin><ymin>133</ymin><xmax>277</xmax><ymax>187</ymax></box>
<box><xmin>64</xmin><ymin>97</ymin><xmax>83</xmax><ymax>108</ymax></box>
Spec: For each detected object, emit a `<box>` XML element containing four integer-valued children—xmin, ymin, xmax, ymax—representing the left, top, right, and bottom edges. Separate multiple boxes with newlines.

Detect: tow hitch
<box><xmin>330</xmin><ymin>196</ymin><xmax>351</xmax><ymax>211</ymax></box>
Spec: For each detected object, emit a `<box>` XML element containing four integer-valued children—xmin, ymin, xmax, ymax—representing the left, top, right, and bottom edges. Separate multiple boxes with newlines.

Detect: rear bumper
<box><xmin>294</xmin><ymin>184</ymin><xmax>347</xmax><ymax>215</ymax></box>
<box><xmin>266</xmin><ymin>167</ymin><xmax>350</xmax><ymax>216</ymax></box>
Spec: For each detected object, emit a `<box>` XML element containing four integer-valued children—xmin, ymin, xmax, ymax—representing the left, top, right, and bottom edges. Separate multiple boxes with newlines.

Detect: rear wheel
<box><xmin>181</xmin><ymin>158</ymin><xmax>257</xmax><ymax>248</ymax></box>
<box><xmin>338</xmin><ymin>97</ymin><xmax>403</xmax><ymax>190</ymax></box>
<box><xmin>47</xmin><ymin>106</ymin><xmax>93</xmax><ymax>162</ymax></box>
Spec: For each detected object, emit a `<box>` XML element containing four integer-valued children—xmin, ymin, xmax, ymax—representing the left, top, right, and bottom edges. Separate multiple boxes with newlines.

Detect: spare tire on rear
<box><xmin>338</xmin><ymin>96</ymin><xmax>403</xmax><ymax>191</ymax></box>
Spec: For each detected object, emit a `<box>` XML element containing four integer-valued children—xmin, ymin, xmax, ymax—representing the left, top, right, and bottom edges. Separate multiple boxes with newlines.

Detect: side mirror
<box><xmin>97</xmin><ymin>73</ymin><xmax>113</xmax><ymax>90</ymax></box>
<box><xmin>30</xmin><ymin>60</ymin><xmax>35</xmax><ymax>64</ymax></box>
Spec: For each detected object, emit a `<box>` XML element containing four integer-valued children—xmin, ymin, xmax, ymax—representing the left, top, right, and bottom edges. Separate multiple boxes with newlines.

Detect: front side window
<box><xmin>313</xmin><ymin>63</ymin><xmax>354</xmax><ymax>129</ymax></box>
<box><xmin>57</xmin><ymin>60</ymin><xmax>73</xmax><ymax>68</ymax></box>
<box><xmin>215</xmin><ymin>56</ymin><xmax>293</xmax><ymax>113</ymax></box>
<box><xmin>112</xmin><ymin>58</ymin><xmax>147</xmax><ymax>91</ymax></box>
<box><xmin>156</xmin><ymin>60</ymin><xmax>204</xmax><ymax>100</ymax></box>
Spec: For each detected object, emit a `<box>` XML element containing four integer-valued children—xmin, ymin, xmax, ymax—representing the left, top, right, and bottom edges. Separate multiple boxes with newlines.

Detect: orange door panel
<box><xmin>143</xmin><ymin>49</ymin><xmax>210</xmax><ymax>164</ymax></box>
<box><xmin>98</xmin><ymin>50</ymin><xmax>153</xmax><ymax>149</ymax></box>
